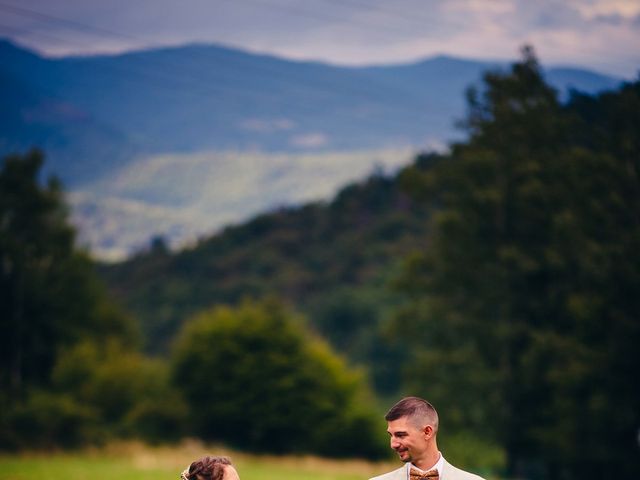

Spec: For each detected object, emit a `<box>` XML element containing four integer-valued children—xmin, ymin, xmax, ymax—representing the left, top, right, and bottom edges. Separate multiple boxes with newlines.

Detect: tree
<box><xmin>171</xmin><ymin>299</ymin><xmax>386</xmax><ymax>458</ymax></box>
<box><xmin>0</xmin><ymin>150</ymin><xmax>140</xmax><ymax>448</ymax></box>
<box><xmin>0</xmin><ymin>149</ymin><xmax>137</xmax><ymax>397</ymax></box>
<box><xmin>52</xmin><ymin>339</ymin><xmax>187</xmax><ymax>443</ymax></box>
<box><xmin>394</xmin><ymin>48</ymin><xmax>640</xmax><ymax>479</ymax></box>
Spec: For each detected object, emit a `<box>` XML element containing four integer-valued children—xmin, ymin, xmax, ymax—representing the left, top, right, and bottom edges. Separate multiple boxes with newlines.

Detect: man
<box><xmin>370</xmin><ymin>397</ymin><xmax>485</xmax><ymax>480</ymax></box>
<box><xmin>180</xmin><ymin>455</ymin><xmax>240</xmax><ymax>480</ymax></box>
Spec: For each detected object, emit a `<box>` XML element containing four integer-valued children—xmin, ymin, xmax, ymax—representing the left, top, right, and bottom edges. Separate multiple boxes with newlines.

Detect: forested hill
<box><xmin>97</xmin><ymin>49</ymin><xmax>640</xmax><ymax>475</ymax></box>
<box><xmin>99</xmin><ymin>70</ymin><xmax>640</xmax><ymax>398</ymax></box>
<box><xmin>98</xmin><ymin>159</ymin><xmax>434</xmax><ymax>390</ymax></box>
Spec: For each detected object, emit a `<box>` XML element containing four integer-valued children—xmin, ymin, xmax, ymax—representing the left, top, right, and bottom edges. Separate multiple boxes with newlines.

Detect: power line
<box><xmin>0</xmin><ymin>2</ymin><xmax>136</xmax><ymax>41</ymax></box>
<box><xmin>1</xmin><ymin>0</ymin><xmax>621</xmax><ymax>70</ymax></box>
<box><xmin>0</xmin><ymin>1</ymin><xmax>460</xmax><ymax>138</ymax></box>
<box><xmin>3</xmin><ymin>0</ymin><xmax>616</xmax><ymax>148</ymax></box>
<box><xmin>321</xmin><ymin>0</ymin><xmax>454</xmax><ymax>30</ymax></box>
<box><xmin>0</xmin><ymin>0</ymin><xmax>406</xmax><ymax>101</ymax></box>
<box><xmin>0</xmin><ymin>0</ymin><xmax>483</xmax><ymax>60</ymax></box>
<box><xmin>216</xmin><ymin>0</ymin><xmax>431</xmax><ymax>39</ymax></box>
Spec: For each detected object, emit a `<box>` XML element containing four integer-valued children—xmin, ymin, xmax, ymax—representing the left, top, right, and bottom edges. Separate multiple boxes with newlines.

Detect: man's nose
<box><xmin>390</xmin><ymin>437</ymin><xmax>400</xmax><ymax>449</ymax></box>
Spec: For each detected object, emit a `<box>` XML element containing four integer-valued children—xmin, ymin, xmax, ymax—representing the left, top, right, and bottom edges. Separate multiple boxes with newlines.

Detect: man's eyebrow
<box><xmin>387</xmin><ymin>430</ymin><xmax>408</xmax><ymax>435</ymax></box>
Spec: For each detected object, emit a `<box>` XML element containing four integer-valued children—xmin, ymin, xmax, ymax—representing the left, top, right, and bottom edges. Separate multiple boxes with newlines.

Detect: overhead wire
<box><xmin>214</xmin><ymin>0</ymin><xmax>431</xmax><ymax>38</ymax></box>
<box><xmin>0</xmin><ymin>1</ymin><xmax>460</xmax><ymax>141</ymax></box>
<box><xmin>0</xmin><ymin>2</ymin><xmax>137</xmax><ymax>42</ymax></box>
<box><xmin>0</xmin><ymin>0</ymin><xmax>619</xmax><ymax>144</ymax></box>
<box><xmin>0</xmin><ymin>0</ymin><xmax>631</xmax><ymax>72</ymax></box>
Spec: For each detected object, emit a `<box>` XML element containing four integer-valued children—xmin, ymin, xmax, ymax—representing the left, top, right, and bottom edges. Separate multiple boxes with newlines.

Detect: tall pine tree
<box><xmin>0</xmin><ymin>149</ymin><xmax>137</xmax><ymax>400</ymax></box>
<box><xmin>394</xmin><ymin>48</ymin><xmax>640</xmax><ymax>479</ymax></box>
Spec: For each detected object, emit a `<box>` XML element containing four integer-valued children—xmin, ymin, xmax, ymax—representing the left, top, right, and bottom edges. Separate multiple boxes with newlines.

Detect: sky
<box><xmin>1</xmin><ymin>0</ymin><xmax>639</xmax><ymax>78</ymax></box>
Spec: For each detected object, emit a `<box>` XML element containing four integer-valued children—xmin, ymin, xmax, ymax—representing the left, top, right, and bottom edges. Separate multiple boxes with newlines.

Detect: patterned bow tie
<box><xmin>409</xmin><ymin>467</ymin><xmax>439</xmax><ymax>480</ymax></box>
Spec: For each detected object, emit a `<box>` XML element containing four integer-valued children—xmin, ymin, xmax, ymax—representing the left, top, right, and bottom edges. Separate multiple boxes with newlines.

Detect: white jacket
<box><xmin>369</xmin><ymin>460</ymin><xmax>485</xmax><ymax>480</ymax></box>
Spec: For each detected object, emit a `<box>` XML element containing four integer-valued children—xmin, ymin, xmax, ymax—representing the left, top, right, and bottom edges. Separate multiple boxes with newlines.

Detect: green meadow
<box><xmin>0</xmin><ymin>442</ymin><xmax>393</xmax><ymax>480</ymax></box>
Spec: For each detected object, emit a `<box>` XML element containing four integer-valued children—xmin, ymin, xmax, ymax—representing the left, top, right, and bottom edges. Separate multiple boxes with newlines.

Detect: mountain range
<box><xmin>0</xmin><ymin>39</ymin><xmax>623</xmax><ymax>259</ymax></box>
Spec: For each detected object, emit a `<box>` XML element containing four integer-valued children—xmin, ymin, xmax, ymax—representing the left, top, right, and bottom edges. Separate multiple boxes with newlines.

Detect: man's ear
<box><xmin>423</xmin><ymin>425</ymin><xmax>434</xmax><ymax>438</ymax></box>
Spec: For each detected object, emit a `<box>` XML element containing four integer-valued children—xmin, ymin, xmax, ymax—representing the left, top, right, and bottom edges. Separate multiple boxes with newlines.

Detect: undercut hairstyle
<box><xmin>182</xmin><ymin>455</ymin><xmax>232</xmax><ymax>480</ymax></box>
<box><xmin>385</xmin><ymin>396</ymin><xmax>439</xmax><ymax>433</ymax></box>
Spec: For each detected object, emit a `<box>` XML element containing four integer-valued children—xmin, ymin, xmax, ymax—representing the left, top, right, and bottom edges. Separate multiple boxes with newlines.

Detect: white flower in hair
<box><xmin>180</xmin><ymin>466</ymin><xmax>190</xmax><ymax>480</ymax></box>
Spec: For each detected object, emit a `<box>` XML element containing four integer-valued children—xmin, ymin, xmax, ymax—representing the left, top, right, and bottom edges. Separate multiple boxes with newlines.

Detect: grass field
<box><xmin>0</xmin><ymin>441</ymin><xmax>395</xmax><ymax>480</ymax></box>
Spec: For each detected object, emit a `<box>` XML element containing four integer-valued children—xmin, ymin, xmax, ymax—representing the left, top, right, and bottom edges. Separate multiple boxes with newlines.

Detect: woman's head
<box><xmin>180</xmin><ymin>456</ymin><xmax>239</xmax><ymax>480</ymax></box>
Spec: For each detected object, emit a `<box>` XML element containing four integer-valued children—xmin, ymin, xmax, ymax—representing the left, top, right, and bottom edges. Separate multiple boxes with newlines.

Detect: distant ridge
<box><xmin>0</xmin><ymin>38</ymin><xmax>625</xmax><ymax>258</ymax></box>
<box><xmin>1</xmin><ymin>38</ymin><xmax>622</xmax><ymax>183</ymax></box>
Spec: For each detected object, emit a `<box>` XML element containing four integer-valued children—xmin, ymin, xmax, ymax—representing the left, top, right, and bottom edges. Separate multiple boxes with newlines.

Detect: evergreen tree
<box><xmin>0</xmin><ymin>149</ymin><xmax>137</xmax><ymax>400</ymax></box>
<box><xmin>394</xmin><ymin>49</ymin><xmax>640</xmax><ymax>478</ymax></box>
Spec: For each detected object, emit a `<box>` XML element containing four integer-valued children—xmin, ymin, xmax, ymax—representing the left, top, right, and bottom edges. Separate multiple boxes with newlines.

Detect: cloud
<box><xmin>289</xmin><ymin>132</ymin><xmax>329</xmax><ymax>148</ymax></box>
<box><xmin>571</xmin><ymin>0</ymin><xmax>640</xmax><ymax>20</ymax></box>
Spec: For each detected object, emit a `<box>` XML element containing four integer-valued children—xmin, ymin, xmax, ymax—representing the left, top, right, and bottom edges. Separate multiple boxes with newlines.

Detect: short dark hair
<box><xmin>184</xmin><ymin>456</ymin><xmax>232</xmax><ymax>480</ymax></box>
<box><xmin>385</xmin><ymin>396</ymin><xmax>439</xmax><ymax>432</ymax></box>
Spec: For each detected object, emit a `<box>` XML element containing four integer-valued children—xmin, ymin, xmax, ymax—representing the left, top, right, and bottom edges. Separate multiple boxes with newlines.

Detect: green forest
<box><xmin>1</xmin><ymin>49</ymin><xmax>639</xmax><ymax>480</ymax></box>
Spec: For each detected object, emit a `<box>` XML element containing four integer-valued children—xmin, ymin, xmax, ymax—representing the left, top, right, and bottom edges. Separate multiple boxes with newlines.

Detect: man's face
<box><xmin>387</xmin><ymin>416</ymin><xmax>429</xmax><ymax>464</ymax></box>
<box><xmin>223</xmin><ymin>465</ymin><xmax>240</xmax><ymax>480</ymax></box>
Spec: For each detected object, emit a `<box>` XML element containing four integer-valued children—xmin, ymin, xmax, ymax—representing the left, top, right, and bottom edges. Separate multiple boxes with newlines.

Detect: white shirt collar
<box><xmin>409</xmin><ymin>452</ymin><xmax>444</xmax><ymax>475</ymax></box>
